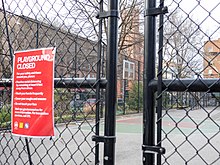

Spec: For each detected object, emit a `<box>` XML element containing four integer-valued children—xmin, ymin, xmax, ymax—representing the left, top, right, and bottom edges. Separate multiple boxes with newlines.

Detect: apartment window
<box><xmin>209</xmin><ymin>52</ymin><xmax>218</xmax><ymax>56</ymax></box>
<box><xmin>207</xmin><ymin>46</ymin><xmax>213</xmax><ymax>52</ymax></box>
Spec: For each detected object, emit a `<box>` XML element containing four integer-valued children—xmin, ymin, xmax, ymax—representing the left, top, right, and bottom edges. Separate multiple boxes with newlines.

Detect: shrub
<box><xmin>0</xmin><ymin>105</ymin><xmax>11</xmax><ymax>124</ymax></box>
<box><xmin>126</xmin><ymin>81</ymin><xmax>143</xmax><ymax>111</ymax></box>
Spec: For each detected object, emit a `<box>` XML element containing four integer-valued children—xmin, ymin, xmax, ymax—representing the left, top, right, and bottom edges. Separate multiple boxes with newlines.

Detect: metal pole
<box><xmin>25</xmin><ymin>138</ymin><xmax>33</xmax><ymax>165</ymax></box>
<box><xmin>104</xmin><ymin>0</ymin><xmax>118</xmax><ymax>164</ymax></box>
<box><xmin>143</xmin><ymin>0</ymin><xmax>156</xmax><ymax>164</ymax></box>
<box><xmin>95</xmin><ymin>0</ymin><xmax>104</xmax><ymax>164</ymax></box>
<box><xmin>123</xmin><ymin>79</ymin><xmax>126</xmax><ymax>115</ymax></box>
<box><xmin>36</xmin><ymin>22</ymin><xmax>39</xmax><ymax>48</ymax></box>
<box><xmin>2</xmin><ymin>0</ymin><xmax>13</xmax><ymax>73</ymax></box>
<box><xmin>72</xmin><ymin>36</ymin><xmax>78</xmax><ymax>119</ymax></box>
<box><xmin>157</xmin><ymin>0</ymin><xmax>165</xmax><ymax>164</ymax></box>
<box><xmin>100</xmin><ymin>45</ymin><xmax>105</xmax><ymax>118</ymax></box>
<box><xmin>138</xmin><ymin>61</ymin><xmax>140</xmax><ymax>113</ymax></box>
<box><xmin>75</xmin><ymin>36</ymin><xmax>78</xmax><ymax>78</ymax></box>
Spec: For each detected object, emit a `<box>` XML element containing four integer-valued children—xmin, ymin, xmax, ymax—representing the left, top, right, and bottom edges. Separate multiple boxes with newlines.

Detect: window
<box><xmin>209</xmin><ymin>52</ymin><xmax>218</xmax><ymax>56</ymax></box>
<box><xmin>207</xmin><ymin>46</ymin><xmax>213</xmax><ymax>52</ymax></box>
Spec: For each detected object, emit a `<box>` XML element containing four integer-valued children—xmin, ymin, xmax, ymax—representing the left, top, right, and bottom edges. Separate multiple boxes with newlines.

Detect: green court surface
<box><xmin>116</xmin><ymin>116</ymin><xmax>142</xmax><ymax>133</ymax></box>
<box><xmin>82</xmin><ymin>109</ymin><xmax>220</xmax><ymax>135</ymax></box>
<box><xmin>81</xmin><ymin>115</ymin><xmax>143</xmax><ymax>134</ymax></box>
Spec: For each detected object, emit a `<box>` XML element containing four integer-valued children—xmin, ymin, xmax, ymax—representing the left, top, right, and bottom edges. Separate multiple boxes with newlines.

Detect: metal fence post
<box><xmin>36</xmin><ymin>22</ymin><xmax>39</xmax><ymax>48</ymax></box>
<box><xmin>2</xmin><ymin>0</ymin><xmax>13</xmax><ymax>67</ymax></box>
<box><xmin>138</xmin><ymin>61</ymin><xmax>140</xmax><ymax>113</ymax></box>
<box><xmin>123</xmin><ymin>79</ymin><xmax>126</xmax><ymax>115</ymax></box>
<box><xmin>157</xmin><ymin>1</ymin><xmax>166</xmax><ymax>164</ymax></box>
<box><xmin>143</xmin><ymin>0</ymin><xmax>156</xmax><ymax>164</ymax></box>
<box><xmin>95</xmin><ymin>1</ymin><xmax>104</xmax><ymax>164</ymax></box>
<box><xmin>104</xmin><ymin>0</ymin><xmax>118</xmax><ymax>165</ymax></box>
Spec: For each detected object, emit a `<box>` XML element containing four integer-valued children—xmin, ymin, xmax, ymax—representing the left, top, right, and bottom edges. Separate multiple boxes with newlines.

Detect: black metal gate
<box><xmin>0</xmin><ymin>0</ymin><xmax>118</xmax><ymax>164</ymax></box>
<box><xmin>143</xmin><ymin>0</ymin><xmax>220</xmax><ymax>164</ymax></box>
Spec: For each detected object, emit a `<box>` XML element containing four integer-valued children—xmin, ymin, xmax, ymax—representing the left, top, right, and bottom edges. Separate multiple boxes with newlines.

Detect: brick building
<box><xmin>0</xmin><ymin>10</ymin><xmax>103</xmax><ymax>79</ymax></box>
<box><xmin>117</xmin><ymin>8</ymin><xmax>144</xmax><ymax>98</ymax></box>
<box><xmin>203</xmin><ymin>38</ymin><xmax>220</xmax><ymax>78</ymax></box>
<box><xmin>0</xmin><ymin>9</ymin><xmax>144</xmax><ymax>101</ymax></box>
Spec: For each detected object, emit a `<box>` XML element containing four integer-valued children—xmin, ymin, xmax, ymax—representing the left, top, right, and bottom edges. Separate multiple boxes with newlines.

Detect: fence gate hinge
<box><xmin>145</xmin><ymin>6</ymin><xmax>168</xmax><ymax>16</ymax></box>
<box><xmin>92</xmin><ymin>135</ymin><xmax>116</xmax><ymax>143</ymax></box>
<box><xmin>142</xmin><ymin>145</ymin><xmax>166</xmax><ymax>155</ymax></box>
<box><xmin>96</xmin><ymin>10</ymin><xmax>119</xmax><ymax>19</ymax></box>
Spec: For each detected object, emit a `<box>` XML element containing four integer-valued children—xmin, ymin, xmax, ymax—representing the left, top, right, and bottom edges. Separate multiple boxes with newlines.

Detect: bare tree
<box><xmin>52</xmin><ymin>0</ymin><xmax>145</xmax><ymax>86</ymax></box>
<box><xmin>118</xmin><ymin>0</ymin><xmax>144</xmax><ymax>57</ymax></box>
<box><xmin>163</xmin><ymin>9</ymin><xmax>204</xmax><ymax>78</ymax></box>
<box><xmin>50</xmin><ymin>0</ymin><xmax>145</xmax><ymax>56</ymax></box>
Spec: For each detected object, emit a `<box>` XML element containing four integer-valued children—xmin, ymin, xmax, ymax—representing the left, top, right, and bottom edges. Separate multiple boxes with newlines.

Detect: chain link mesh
<box><xmin>159</xmin><ymin>0</ymin><xmax>220</xmax><ymax>164</ymax></box>
<box><xmin>0</xmin><ymin>0</ymin><xmax>106</xmax><ymax>164</ymax></box>
<box><xmin>2</xmin><ymin>0</ymin><xmax>220</xmax><ymax>164</ymax></box>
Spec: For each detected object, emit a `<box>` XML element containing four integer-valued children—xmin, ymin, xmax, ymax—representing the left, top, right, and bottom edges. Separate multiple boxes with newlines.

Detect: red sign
<box><xmin>12</xmin><ymin>47</ymin><xmax>56</xmax><ymax>137</ymax></box>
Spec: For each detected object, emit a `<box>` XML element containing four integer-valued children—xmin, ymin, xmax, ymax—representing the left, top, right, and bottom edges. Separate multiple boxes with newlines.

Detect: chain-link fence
<box><xmin>3</xmin><ymin>0</ymin><xmax>220</xmax><ymax>164</ymax></box>
<box><xmin>0</xmin><ymin>0</ymin><xmax>115</xmax><ymax>164</ymax></box>
<box><xmin>143</xmin><ymin>0</ymin><xmax>220</xmax><ymax>164</ymax></box>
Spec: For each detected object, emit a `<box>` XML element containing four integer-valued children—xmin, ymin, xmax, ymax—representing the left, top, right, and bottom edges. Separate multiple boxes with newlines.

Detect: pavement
<box><xmin>114</xmin><ymin>107</ymin><xmax>220</xmax><ymax>164</ymax></box>
<box><xmin>1</xmin><ymin>107</ymin><xmax>220</xmax><ymax>164</ymax></box>
<box><xmin>115</xmin><ymin>114</ymin><xmax>143</xmax><ymax>165</ymax></box>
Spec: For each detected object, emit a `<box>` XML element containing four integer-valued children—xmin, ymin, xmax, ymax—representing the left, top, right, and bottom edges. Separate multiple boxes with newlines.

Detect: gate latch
<box><xmin>145</xmin><ymin>6</ymin><xmax>168</xmax><ymax>16</ymax></box>
<box><xmin>92</xmin><ymin>135</ymin><xmax>116</xmax><ymax>143</ymax></box>
<box><xmin>142</xmin><ymin>145</ymin><xmax>166</xmax><ymax>155</ymax></box>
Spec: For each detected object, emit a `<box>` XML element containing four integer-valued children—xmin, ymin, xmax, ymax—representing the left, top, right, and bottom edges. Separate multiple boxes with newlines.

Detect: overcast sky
<box><xmin>2</xmin><ymin>0</ymin><xmax>220</xmax><ymax>41</ymax></box>
<box><xmin>165</xmin><ymin>0</ymin><xmax>220</xmax><ymax>40</ymax></box>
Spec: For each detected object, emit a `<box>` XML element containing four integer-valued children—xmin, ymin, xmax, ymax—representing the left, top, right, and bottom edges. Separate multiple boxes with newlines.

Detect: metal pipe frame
<box><xmin>149</xmin><ymin>79</ymin><xmax>220</xmax><ymax>92</ymax></box>
<box><xmin>103</xmin><ymin>0</ymin><xmax>118</xmax><ymax>165</ymax></box>
<box><xmin>95</xmin><ymin>0</ymin><xmax>104</xmax><ymax>164</ymax></box>
<box><xmin>156</xmin><ymin>0</ymin><xmax>165</xmax><ymax>164</ymax></box>
<box><xmin>0</xmin><ymin>78</ymin><xmax>107</xmax><ymax>89</ymax></box>
<box><xmin>143</xmin><ymin>0</ymin><xmax>156</xmax><ymax>164</ymax></box>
